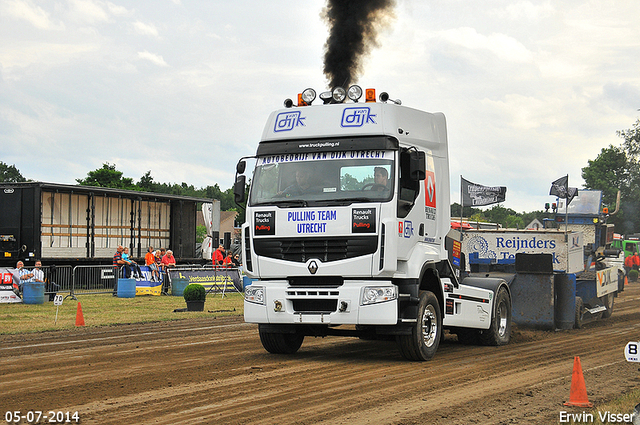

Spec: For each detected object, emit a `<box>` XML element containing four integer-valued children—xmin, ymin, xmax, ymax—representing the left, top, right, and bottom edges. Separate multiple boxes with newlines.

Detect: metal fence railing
<box><xmin>72</xmin><ymin>265</ymin><xmax>116</xmax><ymax>296</ymax></box>
<box><xmin>17</xmin><ymin>263</ymin><xmax>244</xmax><ymax>299</ymax></box>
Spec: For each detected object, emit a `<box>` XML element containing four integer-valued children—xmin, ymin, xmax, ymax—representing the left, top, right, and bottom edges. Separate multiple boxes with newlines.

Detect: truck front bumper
<box><xmin>244</xmin><ymin>279</ymin><xmax>397</xmax><ymax>325</ymax></box>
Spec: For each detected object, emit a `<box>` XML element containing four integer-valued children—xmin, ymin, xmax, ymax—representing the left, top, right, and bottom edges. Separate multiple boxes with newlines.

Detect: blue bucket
<box><xmin>117</xmin><ymin>278</ymin><xmax>136</xmax><ymax>298</ymax></box>
<box><xmin>23</xmin><ymin>282</ymin><xmax>45</xmax><ymax>304</ymax></box>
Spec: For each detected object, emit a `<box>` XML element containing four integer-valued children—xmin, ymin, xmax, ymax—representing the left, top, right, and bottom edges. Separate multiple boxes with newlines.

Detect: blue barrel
<box><xmin>117</xmin><ymin>278</ymin><xmax>136</xmax><ymax>298</ymax></box>
<box><xmin>23</xmin><ymin>282</ymin><xmax>45</xmax><ymax>304</ymax></box>
<box><xmin>172</xmin><ymin>278</ymin><xmax>189</xmax><ymax>296</ymax></box>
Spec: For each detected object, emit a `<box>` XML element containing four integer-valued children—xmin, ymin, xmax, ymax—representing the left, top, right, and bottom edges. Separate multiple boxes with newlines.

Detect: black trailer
<box><xmin>0</xmin><ymin>182</ymin><xmax>210</xmax><ymax>266</ymax></box>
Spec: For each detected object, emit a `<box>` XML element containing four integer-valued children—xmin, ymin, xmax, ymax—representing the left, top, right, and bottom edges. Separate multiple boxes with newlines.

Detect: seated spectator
<box><xmin>122</xmin><ymin>247</ymin><xmax>142</xmax><ymax>279</ymax></box>
<box><xmin>145</xmin><ymin>246</ymin><xmax>160</xmax><ymax>282</ymax></box>
<box><xmin>161</xmin><ymin>249</ymin><xmax>177</xmax><ymax>270</ymax></box>
<box><xmin>222</xmin><ymin>251</ymin><xmax>234</xmax><ymax>267</ymax></box>
<box><xmin>16</xmin><ymin>261</ymin><xmax>32</xmax><ymax>294</ymax></box>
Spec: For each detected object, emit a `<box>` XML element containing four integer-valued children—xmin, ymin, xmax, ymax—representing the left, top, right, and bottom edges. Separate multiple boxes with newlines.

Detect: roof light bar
<box><xmin>347</xmin><ymin>85</ymin><xmax>363</xmax><ymax>102</ymax></box>
<box><xmin>332</xmin><ymin>86</ymin><xmax>346</xmax><ymax>103</ymax></box>
<box><xmin>301</xmin><ymin>88</ymin><xmax>316</xmax><ymax>105</ymax></box>
<box><xmin>319</xmin><ymin>91</ymin><xmax>332</xmax><ymax>104</ymax></box>
<box><xmin>365</xmin><ymin>88</ymin><xmax>376</xmax><ymax>102</ymax></box>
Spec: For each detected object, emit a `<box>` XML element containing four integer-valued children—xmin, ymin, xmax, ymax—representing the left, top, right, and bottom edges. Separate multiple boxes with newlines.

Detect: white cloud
<box><xmin>1</xmin><ymin>0</ymin><xmax>64</xmax><ymax>30</ymax></box>
<box><xmin>439</xmin><ymin>27</ymin><xmax>534</xmax><ymax>64</ymax></box>
<box><xmin>133</xmin><ymin>21</ymin><xmax>159</xmax><ymax>37</ymax></box>
<box><xmin>137</xmin><ymin>50</ymin><xmax>168</xmax><ymax>67</ymax></box>
<box><xmin>66</xmin><ymin>0</ymin><xmax>109</xmax><ymax>24</ymax></box>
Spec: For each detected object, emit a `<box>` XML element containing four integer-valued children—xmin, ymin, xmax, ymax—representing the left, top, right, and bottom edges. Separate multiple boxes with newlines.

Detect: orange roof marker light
<box><xmin>365</xmin><ymin>88</ymin><xmax>376</xmax><ymax>102</ymax></box>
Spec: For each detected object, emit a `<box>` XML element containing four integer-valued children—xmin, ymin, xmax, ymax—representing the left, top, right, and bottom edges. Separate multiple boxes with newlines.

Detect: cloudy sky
<box><xmin>1</xmin><ymin>0</ymin><xmax>639</xmax><ymax>213</ymax></box>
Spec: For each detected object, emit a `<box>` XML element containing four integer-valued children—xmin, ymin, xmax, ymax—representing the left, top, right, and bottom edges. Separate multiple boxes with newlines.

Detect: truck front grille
<box><xmin>253</xmin><ymin>236</ymin><xmax>377</xmax><ymax>263</ymax></box>
<box><xmin>291</xmin><ymin>299</ymin><xmax>338</xmax><ymax>313</ymax></box>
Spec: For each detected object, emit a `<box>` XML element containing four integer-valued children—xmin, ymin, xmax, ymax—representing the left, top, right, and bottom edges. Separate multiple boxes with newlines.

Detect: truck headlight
<box><xmin>361</xmin><ymin>286</ymin><xmax>397</xmax><ymax>305</ymax></box>
<box><xmin>245</xmin><ymin>286</ymin><xmax>265</xmax><ymax>305</ymax></box>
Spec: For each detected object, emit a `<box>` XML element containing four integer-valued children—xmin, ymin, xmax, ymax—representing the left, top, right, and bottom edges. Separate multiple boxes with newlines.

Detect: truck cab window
<box><xmin>397</xmin><ymin>149</ymin><xmax>420</xmax><ymax>218</ymax></box>
<box><xmin>249</xmin><ymin>151</ymin><xmax>395</xmax><ymax>206</ymax></box>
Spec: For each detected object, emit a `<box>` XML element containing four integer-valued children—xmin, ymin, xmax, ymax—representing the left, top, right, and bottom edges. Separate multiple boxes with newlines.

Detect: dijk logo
<box><xmin>341</xmin><ymin>107</ymin><xmax>377</xmax><ymax>127</ymax></box>
<box><xmin>274</xmin><ymin>111</ymin><xmax>306</xmax><ymax>132</ymax></box>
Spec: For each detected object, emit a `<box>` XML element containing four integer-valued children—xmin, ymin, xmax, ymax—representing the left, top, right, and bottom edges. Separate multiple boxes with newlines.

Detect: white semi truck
<box><xmin>234</xmin><ymin>86</ymin><xmax>512</xmax><ymax>361</ymax></box>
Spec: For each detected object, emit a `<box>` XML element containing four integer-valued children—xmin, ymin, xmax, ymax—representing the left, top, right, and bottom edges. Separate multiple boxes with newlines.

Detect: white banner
<box><xmin>0</xmin><ymin>268</ymin><xmax>22</xmax><ymax>303</ymax></box>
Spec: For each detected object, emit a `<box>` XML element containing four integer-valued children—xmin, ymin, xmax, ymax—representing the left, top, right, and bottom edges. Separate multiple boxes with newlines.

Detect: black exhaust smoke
<box><xmin>322</xmin><ymin>0</ymin><xmax>396</xmax><ymax>89</ymax></box>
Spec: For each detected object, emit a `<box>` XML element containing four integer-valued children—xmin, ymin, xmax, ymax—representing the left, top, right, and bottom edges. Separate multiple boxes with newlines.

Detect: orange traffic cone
<box><xmin>564</xmin><ymin>356</ymin><xmax>593</xmax><ymax>407</ymax></box>
<box><xmin>75</xmin><ymin>302</ymin><xmax>85</xmax><ymax>327</ymax></box>
<box><xmin>625</xmin><ymin>276</ymin><xmax>629</xmax><ymax>286</ymax></box>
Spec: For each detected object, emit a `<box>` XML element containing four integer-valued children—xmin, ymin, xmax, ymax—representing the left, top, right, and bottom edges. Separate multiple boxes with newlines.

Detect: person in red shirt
<box><xmin>162</xmin><ymin>250</ymin><xmax>176</xmax><ymax>269</ymax></box>
<box><xmin>625</xmin><ymin>253</ymin><xmax>635</xmax><ymax>275</ymax></box>
<box><xmin>212</xmin><ymin>244</ymin><xmax>225</xmax><ymax>267</ymax></box>
<box><xmin>145</xmin><ymin>246</ymin><xmax>159</xmax><ymax>282</ymax></box>
<box><xmin>222</xmin><ymin>251</ymin><xmax>234</xmax><ymax>268</ymax></box>
<box><xmin>632</xmin><ymin>252</ymin><xmax>640</xmax><ymax>271</ymax></box>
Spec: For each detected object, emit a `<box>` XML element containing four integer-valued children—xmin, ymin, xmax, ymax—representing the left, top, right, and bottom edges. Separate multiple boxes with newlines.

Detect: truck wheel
<box><xmin>258</xmin><ymin>325</ymin><xmax>304</xmax><ymax>354</ymax></box>
<box><xmin>396</xmin><ymin>291</ymin><xmax>441</xmax><ymax>361</ymax></box>
<box><xmin>574</xmin><ymin>296</ymin><xmax>584</xmax><ymax>329</ymax></box>
<box><xmin>601</xmin><ymin>293</ymin><xmax>614</xmax><ymax>319</ymax></box>
<box><xmin>479</xmin><ymin>287</ymin><xmax>511</xmax><ymax>346</ymax></box>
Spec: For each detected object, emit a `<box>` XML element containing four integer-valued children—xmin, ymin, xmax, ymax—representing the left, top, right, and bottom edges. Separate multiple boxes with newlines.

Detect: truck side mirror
<box><xmin>409</xmin><ymin>151</ymin><xmax>426</xmax><ymax>181</ymax></box>
<box><xmin>236</xmin><ymin>160</ymin><xmax>246</xmax><ymax>174</ymax></box>
<box><xmin>234</xmin><ymin>175</ymin><xmax>246</xmax><ymax>204</ymax></box>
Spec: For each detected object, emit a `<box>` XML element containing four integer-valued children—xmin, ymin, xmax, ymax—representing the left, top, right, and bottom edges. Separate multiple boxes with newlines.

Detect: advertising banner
<box><xmin>135</xmin><ymin>266</ymin><xmax>163</xmax><ymax>296</ymax></box>
<box><xmin>168</xmin><ymin>268</ymin><xmax>242</xmax><ymax>292</ymax></box>
<box><xmin>0</xmin><ymin>268</ymin><xmax>22</xmax><ymax>303</ymax></box>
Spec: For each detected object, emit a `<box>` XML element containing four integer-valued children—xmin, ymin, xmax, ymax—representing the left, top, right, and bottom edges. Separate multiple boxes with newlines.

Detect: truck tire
<box><xmin>574</xmin><ymin>296</ymin><xmax>584</xmax><ymax>329</ymax></box>
<box><xmin>601</xmin><ymin>293</ymin><xmax>614</xmax><ymax>319</ymax></box>
<box><xmin>396</xmin><ymin>291</ymin><xmax>441</xmax><ymax>361</ymax></box>
<box><xmin>258</xmin><ymin>325</ymin><xmax>304</xmax><ymax>354</ymax></box>
<box><xmin>479</xmin><ymin>287</ymin><xmax>511</xmax><ymax>346</ymax></box>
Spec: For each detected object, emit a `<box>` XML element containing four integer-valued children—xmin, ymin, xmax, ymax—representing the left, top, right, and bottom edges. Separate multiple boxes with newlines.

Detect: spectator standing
<box><xmin>626</xmin><ymin>253</ymin><xmax>636</xmax><ymax>275</ymax></box>
<box><xmin>161</xmin><ymin>250</ymin><xmax>177</xmax><ymax>294</ymax></box>
<box><xmin>633</xmin><ymin>252</ymin><xmax>640</xmax><ymax>271</ymax></box>
<box><xmin>112</xmin><ymin>245</ymin><xmax>125</xmax><ymax>295</ymax></box>
<box><xmin>212</xmin><ymin>243</ymin><xmax>225</xmax><ymax>267</ymax></box>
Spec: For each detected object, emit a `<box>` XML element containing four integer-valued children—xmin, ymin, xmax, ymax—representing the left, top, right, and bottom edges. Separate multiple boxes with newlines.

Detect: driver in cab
<box><xmin>372</xmin><ymin>167</ymin><xmax>389</xmax><ymax>191</ymax></box>
<box><xmin>278</xmin><ymin>168</ymin><xmax>317</xmax><ymax>197</ymax></box>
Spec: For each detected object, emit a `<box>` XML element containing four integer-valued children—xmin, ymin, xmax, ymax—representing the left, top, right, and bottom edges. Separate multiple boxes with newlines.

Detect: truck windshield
<box><xmin>249</xmin><ymin>150</ymin><xmax>395</xmax><ymax>206</ymax></box>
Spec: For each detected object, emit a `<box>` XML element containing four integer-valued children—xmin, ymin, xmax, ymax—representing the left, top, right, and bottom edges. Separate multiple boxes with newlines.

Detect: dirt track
<box><xmin>2</xmin><ymin>284</ymin><xmax>640</xmax><ymax>425</ymax></box>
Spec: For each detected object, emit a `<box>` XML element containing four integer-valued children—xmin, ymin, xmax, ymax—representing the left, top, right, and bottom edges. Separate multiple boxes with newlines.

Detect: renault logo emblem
<box><xmin>308</xmin><ymin>260</ymin><xmax>318</xmax><ymax>275</ymax></box>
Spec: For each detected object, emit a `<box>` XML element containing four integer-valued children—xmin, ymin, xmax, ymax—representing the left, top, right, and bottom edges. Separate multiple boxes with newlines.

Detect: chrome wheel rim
<box><xmin>497</xmin><ymin>301</ymin><xmax>508</xmax><ymax>337</ymax></box>
<box><xmin>421</xmin><ymin>304</ymin><xmax>438</xmax><ymax>348</ymax></box>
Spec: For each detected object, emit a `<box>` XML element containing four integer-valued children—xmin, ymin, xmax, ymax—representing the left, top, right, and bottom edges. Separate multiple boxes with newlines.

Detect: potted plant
<box><xmin>628</xmin><ymin>269</ymin><xmax>639</xmax><ymax>283</ymax></box>
<box><xmin>183</xmin><ymin>283</ymin><xmax>206</xmax><ymax>311</ymax></box>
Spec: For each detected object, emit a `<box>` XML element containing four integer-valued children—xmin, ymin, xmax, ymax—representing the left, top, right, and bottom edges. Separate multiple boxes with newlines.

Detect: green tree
<box><xmin>581</xmin><ymin>145</ymin><xmax>630</xmax><ymax>208</ymax></box>
<box><xmin>582</xmin><ymin>119</ymin><xmax>640</xmax><ymax>233</ymax></box>
<box><xmin>76</xmin><ymin>163</ymin><xmax>135</xmax><ymax>189</ymax></box>
<box><xmin>0</xmin><ymin>162</ymin><xmax>27</xmax><ymax>182</ymax></box>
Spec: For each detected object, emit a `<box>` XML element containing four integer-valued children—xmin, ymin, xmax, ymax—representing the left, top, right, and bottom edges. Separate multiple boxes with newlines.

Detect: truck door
<box><xmin>0</xmin><ymin>188</ymin><xmax>22</xmax><ymax>260</ymax></box>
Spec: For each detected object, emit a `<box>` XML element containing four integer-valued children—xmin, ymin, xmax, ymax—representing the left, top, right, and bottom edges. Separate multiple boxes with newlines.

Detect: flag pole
<box><xmin>565</xmin><ymin>174</ymin><xmax>569</xmax><ymax>236</ymax></box>
<box><xmin>460</xmin><ymin>176</ymin><xmax>464</xmax><ymax>230</ymax></box>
